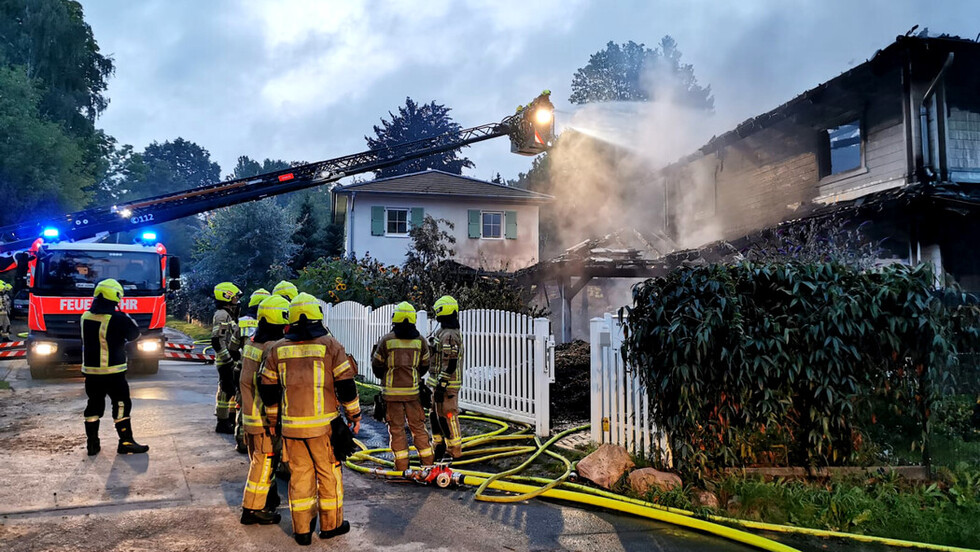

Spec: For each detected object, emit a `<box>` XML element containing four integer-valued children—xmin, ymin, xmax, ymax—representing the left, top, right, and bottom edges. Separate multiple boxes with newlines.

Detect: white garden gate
<box><xmin>590</xmin><ymin>313</ymin><xmax>671</xmax><ymax>463</ymax></box>
<box><xmin>321</xmin><ymin>301</ymin><xmax>554</xmax><ymax>436</ymax></box>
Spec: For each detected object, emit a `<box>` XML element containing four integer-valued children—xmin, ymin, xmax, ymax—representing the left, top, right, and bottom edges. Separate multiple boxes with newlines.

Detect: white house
<box><xmin>331</xmin><ymin>170</ymin><xmax>553</xmax><ymax>270</ymax></box>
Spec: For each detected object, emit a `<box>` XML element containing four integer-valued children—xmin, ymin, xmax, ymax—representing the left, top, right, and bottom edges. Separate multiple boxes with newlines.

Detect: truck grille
<box><xmin>43</xmin><ymin>313</ymin><xmax>154</xmax><ymax>338</ymax></box>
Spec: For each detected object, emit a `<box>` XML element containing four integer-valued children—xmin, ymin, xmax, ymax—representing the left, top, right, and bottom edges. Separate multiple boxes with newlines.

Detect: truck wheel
<box><xmin>29</xmin><ymin>359</ymin><xmax>56</xmax><ymax>379</ymax></box>
<box><xmin>128</xmin><ymin>357</ymin><xmax>159</xmax><ymax>375</ymax></box>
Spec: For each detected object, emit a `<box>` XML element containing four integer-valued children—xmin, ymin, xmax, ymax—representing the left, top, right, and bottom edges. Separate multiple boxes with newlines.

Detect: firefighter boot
<box><xmin>115</xmin><ymin>419</ymin><xmax>149</xmax><ymax>454</ymax></box>
<box><xmin>319</xmin><ymin>520</ymin><xmax>351</xmax><ymax>540</ymax></box>
<box><xmin>294</xmin><ymin>519</ymin><xmax>316</xmax><ymax>546</ymax></box>
<box><xmin>215</xmin><ymin>418</ymin><xmax>235</xmax><ymax>434</ymax></box>
<box><xmin>85</xmin><ymin>420</ymin><xmax>100</xmax><ymax>456</ymax></box>
<box><xmin>240</xmin><ymin>508</ymin><xmax>281</xmax><ymax>525</ymax></box>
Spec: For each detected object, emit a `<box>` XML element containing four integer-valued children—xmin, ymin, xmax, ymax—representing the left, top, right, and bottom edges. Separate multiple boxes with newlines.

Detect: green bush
<box><xmin>623</xmin><ymin>261</ymin><xmax>980</xmax><ymax>476</ymax></box>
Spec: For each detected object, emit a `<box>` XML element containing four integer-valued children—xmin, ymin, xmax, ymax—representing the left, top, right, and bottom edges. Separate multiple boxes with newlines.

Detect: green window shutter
<box><xmin>505</xmin><ymin>210</ymin><xmax>518</xmax><ymax>239</ymax></box>
<box><xmin>371</xmin><ymin>206</ymin><xmax>385</xmax><ymax>236</ymax></box>
<box><xmin>468</xmin><ymin>209</ymin><xmax>480</xmax><ymax>239</ymax></box>
<box><xmin>411</xmin><ymin>207</ymin><xmax>424</xmax><ymax>229</ymax></box>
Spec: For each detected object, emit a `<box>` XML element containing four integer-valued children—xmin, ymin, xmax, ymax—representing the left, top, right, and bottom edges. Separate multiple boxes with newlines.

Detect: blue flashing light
<box><xmin>141</xmin><ymin>231</ymin><xmax>157</xmax><ymax>241</ymax></box>
<box><xmin>42</xmin><ymin>227</ymin><xmax>59</xmax><ymax>239</ymax></box>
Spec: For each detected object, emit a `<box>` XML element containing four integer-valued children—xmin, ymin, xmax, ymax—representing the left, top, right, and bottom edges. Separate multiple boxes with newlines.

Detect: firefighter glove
<box><xmin>434</xmin><ymin>379</ymin><xmax>449</xmax><ymax>403</ymax></box>
<box><xmin>419</xmin><ymin>382</ymin><xmax>433</xmax><ymax>410</ymax></box>
<box><xmin>217</xmin><ymin>362</ymin><xmax>237</xmax><ymax>397</ymax></box>
<box><xmin>372</xmin><ymin>394</ymin><xmax>387</xmax><ymax>422</ymax></box>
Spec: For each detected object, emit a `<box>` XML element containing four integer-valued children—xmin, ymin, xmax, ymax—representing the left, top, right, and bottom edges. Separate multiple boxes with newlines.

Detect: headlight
<box><xmin>34</xmin><ymin>342</ymin><xmax>58</xmax><ymax>355</ymax></box>
<box><xmin>137</xmin><ymin>340</ymin><xmax>161</xmax><ymax>352</ymax></box>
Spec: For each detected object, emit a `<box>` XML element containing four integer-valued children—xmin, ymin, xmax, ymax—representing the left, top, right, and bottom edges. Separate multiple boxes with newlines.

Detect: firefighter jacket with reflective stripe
<box><xmin>371</xmin><ymin>332</ymin><xmax>430</xmax><ymax>402</ymax></box>
<box><xmin>426</xmin><ymin>327</ymin><xmax>463</xmax><ymax>390</ymax></box>
<box><xmin>212</xmin><ymin>308</ymin><xmax>239</xmax><ymax>364</ymax></box>
<box><xmin>80</xmin><ymin>309</ymin><xmax>140</xmax><ymax>375</ymax></box>
<box><xmin>240</xmin><ymin>340</ymin><xmax>273</xmax><ymax>434</ymax></box>
<box><xmin>259</xmin><ymin>335</ymin><xmax>358</xmax><ymax>439</ymax></box>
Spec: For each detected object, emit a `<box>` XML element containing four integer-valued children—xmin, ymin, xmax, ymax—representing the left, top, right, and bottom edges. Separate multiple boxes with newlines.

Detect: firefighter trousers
<box><xmin>84</xmin><ymin>372</ymin><xmax>132</xmax><ymax>422</ymax></box>
<box><xmin>283</xmin><ymin>434</ymin><xmax>344</xmax><ymax>535</ymax></box>
<box><xmin>431</xmin><ymin>391</ymin><xmax>462</xmax><ymax>458</ymax></box>
<box><xmin>242</xmin><ymin>432</ymin><xmax>279</xmax><ymax>511</ymax></box>
<box><xmin>385</xmin><ymin>399</ymin><xmax>433</xmax><ymax>471</ymax></box>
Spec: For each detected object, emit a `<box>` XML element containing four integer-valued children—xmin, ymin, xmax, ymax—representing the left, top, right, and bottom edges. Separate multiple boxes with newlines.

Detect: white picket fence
<box><xmin>320</xmin><ymin>300</ymin><xmax>554</xmax><ymax>436</ymax></box>
<box><xmin>590</xmin><ymin>313</ymin><xmax>671</xmax><ymax>464</ymax></box>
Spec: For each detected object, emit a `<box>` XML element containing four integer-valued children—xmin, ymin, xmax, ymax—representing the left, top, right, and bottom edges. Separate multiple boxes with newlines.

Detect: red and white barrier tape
<box><xmin>0</xmin><ymin>341</ymin><xmax>25</xmax><ymax>349</ymax></box>
<box><xmin>0</xmin><ymin>349</ymin><xmax>26</xmax><ymax>358</ymax></box>
<box><xmin>164</xmin><ymin>351</ymin><xmax>214</xmax><ymax>362</ymax></box>
<box><xmin>165</xmin><ymin>342</ymin><xmax>195</xmax><ymax>351</ymax></box>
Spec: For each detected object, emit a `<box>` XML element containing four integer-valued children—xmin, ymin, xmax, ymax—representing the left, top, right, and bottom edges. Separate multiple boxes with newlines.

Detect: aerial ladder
<box><xmin>0</xmin><ymin>92</ymin><xmax>555</xmax><ymax>254</ymax></box>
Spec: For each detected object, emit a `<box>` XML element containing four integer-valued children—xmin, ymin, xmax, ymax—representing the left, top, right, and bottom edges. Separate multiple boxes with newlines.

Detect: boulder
<box><xmin>693</xmin><ymin>489</ymin><xmax>720</xmax><ymax>509</ymax></box>
<box><xmin>627</xmin><ymin>468</ymin><xmax>682</xmax><ymax>496</ymax></box>
<box><xmin>577</xmin><ymin>444</ymin><xmax>635</xmax><ymax>489</ymax></box>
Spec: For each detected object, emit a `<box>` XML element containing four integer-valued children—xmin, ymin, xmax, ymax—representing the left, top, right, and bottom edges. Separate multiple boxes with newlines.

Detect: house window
<box><xmin>821</xmin><ymin>120</ymin><xmax>862</xmax><ymax>177</ymax></box>
<box><xmin>482</xmin><ymin>212</ymin><xmax>503</xmax><ymax>239</ymax></box>
<box><xmin>386</xmin><ymin>208</ymin><xmax>408</xmax><ymax>235</ymax></box>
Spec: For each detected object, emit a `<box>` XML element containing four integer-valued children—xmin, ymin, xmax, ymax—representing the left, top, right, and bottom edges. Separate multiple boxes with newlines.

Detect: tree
<box><xmin>91</xmin><ymin>137</ymin><xmax>147</xmax><ymax>205</ymax></box>
<box><xmin>569</xmin><ymin>37</ymin><xmax>713</xmax><ymax>110</ymax></box>
<box><xmin>0</xmin><ymin>66</ymin><xmax>91</xmax><ymax>226</ymax></box>
<box><xmin>289</xmin><ymin>196</ymin><xmax>328</xmax><ymax>272</ymax></box>
<box><xmin>133</xmin><ymin>138</ymin><xmax>221</xmax><ymax>198</ymax></box>
<box><xmin>0</xmin><ymin>0</ymin><xmax>114</xmax><ymax>128</ymax></box>
<box><xmin>227</xmin><ymin>155</ymin><xmax>291</xmax><ymax>180</ymax></box>
<box><xmin>183</xmin><ymin>200</ymin><xmax>297</xmax><ymax>322</ymax></box>
<box><xmin>366</xmin><ymin>97</ymin><xmax>474</xmax><ymax>178</ymax></box>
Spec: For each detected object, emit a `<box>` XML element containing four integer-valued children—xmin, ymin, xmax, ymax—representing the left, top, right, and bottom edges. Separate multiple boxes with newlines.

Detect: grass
<box><xmin>0</xmin><ymin>380</ymin><xmax>10</xmax><ymax>390</ymax></box>
<box><xmin>165</xmin><ymin>316</ymin><xmax>211</xmax><ymax>342</ymax></box>
<box><xmin>698</xmin><ymin>467</ymin><xmax>980</xmax><ymax>548</ymax></box>
<box><xmin>355</xmin><ymin>380</ymin><xmax>380</xmax><ymax>406</ymax></box>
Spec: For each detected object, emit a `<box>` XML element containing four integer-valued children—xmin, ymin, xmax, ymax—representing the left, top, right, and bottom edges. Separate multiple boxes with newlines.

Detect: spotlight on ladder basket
<box><xmin>510</xmin><ymin>90</ymin><xmax>555</xmax><ymax>156</ymax></box>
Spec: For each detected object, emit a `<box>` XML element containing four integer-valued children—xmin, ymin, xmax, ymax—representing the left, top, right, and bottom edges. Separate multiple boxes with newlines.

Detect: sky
<box><xmin>81</xmin><ymin>0</ymin><xmax>979</xmax><ymax>184</ymax></box>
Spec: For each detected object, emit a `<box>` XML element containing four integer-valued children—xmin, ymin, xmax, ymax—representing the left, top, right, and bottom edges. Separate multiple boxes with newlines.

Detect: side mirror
<box><xmin>168</xmin><ymin>256</ymin><xmax>181</xmax><ymax>279</ymax></box>
<box><xmin>169</xmin><ymin>279</ymin><xmax>181</xmax><ymax>291</ymax></box>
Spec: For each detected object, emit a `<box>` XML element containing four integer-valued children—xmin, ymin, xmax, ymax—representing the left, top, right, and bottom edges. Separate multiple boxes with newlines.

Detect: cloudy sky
<box><xmin>82</xmin><ymin>0</ymin><xmax>978</xmax><ymax>183</ymax></box>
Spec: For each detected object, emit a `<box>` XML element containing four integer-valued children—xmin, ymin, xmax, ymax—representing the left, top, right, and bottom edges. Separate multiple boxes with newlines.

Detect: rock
<box><xmin>693</xmin><ymin>489</ymin><xmax>719</xmax><ymax>509</ymax></box>
<box><xmin>577</xmin><ymin>444</ymin><xmax>635</xmax><ymax>489</ymax></box>
<box><xmin>627</xmin><ymin>468</ymin><xmax>682</xmax><ymax>496</ymax></box>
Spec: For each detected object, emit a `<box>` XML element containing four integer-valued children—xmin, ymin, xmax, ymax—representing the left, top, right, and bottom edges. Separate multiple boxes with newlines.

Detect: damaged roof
<box><xmin>521</xmin><ymin>182</ymin><xmax>980</xmax><ymax>282</ymax></box>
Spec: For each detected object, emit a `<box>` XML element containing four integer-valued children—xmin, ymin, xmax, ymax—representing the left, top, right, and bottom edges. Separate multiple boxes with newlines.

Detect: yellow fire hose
<box><xmin>349</xmin><ymin>382</ymin><xmax>980</xmax><ymax>552</ymax></box>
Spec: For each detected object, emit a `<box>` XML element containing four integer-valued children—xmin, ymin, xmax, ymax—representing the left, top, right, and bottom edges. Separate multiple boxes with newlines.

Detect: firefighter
<box><xmin>371</xmin><ymin>302</ymin><xmax>434</xmax><ymax>471</ymax></box>
<box><xmin>259</xmin><ymin>292</ymin><xmax>360</xmax><ymax>545</ymax></box>
<box><xmin>426</xmin><ymin>295</ymin><xmax>464</xmax><ymax>461</ymax></box>
<box><xmin>272</xmin><ymin>280</ymin><xmax>298</xmax><ymax>301</ymax></box>
<box><xmin>0</xmin><ymin>281</ymin><xmax>11</xmax><ymax>341</ymax></box>
<box><xmin>212</xmin><ymin>282</ymin><xmax>243</xmax><ymax>434</ymax></box>
<box><xmin>81</xmin><ymin>279</ymin><xmax>148</xmax><ymax>456</ymax></box>
<box><xmin>232</xmin><ymin>288</ymin><xmax>271</xmax><ymax>452</ymax></box>
<box><xmin>238</xmin><ymin>295</ymin><xmax>289</xmax><ymax>525</ymax></box>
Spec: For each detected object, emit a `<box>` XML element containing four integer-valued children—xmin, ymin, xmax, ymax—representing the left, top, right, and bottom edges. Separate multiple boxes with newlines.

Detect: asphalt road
<box><xmin>0</xmin><ymin>353</ymin><xmax>759</xmax><ymax>552</ymax></box>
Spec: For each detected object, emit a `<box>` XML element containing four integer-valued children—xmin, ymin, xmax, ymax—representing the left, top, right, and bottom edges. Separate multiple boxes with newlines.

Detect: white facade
<box><xmin>343</xmin><ymin>193</ymin><xmax>542</xmax><ymax>270</ymax></box>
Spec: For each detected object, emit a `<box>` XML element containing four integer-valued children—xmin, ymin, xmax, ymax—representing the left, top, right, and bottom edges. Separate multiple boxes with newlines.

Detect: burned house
<box><xmin>527</xmin><ymin>34</ymin><xmax>980</xmax><ymax>342</ymax></box>
<box><xmin>660</xmin><ymin>34</ymin><xmax>980</xmax><ymax>289</ymax></box>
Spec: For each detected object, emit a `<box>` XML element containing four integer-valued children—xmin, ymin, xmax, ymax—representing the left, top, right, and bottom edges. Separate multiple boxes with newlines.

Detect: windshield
<box><xmin>34</xmin><ymin>250</ymin><xmax>162</xmax><ymax>296</ymax></box>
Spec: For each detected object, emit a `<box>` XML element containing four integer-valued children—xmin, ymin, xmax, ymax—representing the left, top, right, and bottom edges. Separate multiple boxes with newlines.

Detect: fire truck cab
<box><xmin>25</xmin><ymin>234</ymin><xmax>179</xmax><ymax>379</ymax></box>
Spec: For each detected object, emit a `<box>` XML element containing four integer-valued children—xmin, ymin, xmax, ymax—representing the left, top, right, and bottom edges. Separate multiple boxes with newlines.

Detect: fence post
<box><xmin>416</xmin><ymin>310</ymin><xmax>429</xmax><ymax>337</ymax></box>
<box><xmin>533</xmin><ymin>317</ymin><xmax>551</xmax><ymax>437</ymax></box>
<box><xmin>590</xmin><ymin>317</ymin><xmax>606</xmax><ymax>445</ymax></box>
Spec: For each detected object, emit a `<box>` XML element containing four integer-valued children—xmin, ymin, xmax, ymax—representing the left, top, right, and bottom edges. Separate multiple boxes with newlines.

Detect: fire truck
<box><xmin>0</xmin><ymin>91</ymin><xmax>555</xmax><ymax>379</ymax></box>
<box><xmin>24</xmin><ymin>231</ymin><xmax>180</xmax><ymax>378</ymax></box>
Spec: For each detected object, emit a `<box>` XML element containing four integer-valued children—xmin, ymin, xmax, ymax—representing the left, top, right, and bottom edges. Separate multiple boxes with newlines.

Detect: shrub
<box><xmin>623</xmin><ymin>261</ymin><xmax>979</xmax><ymax>477</ymax></box>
